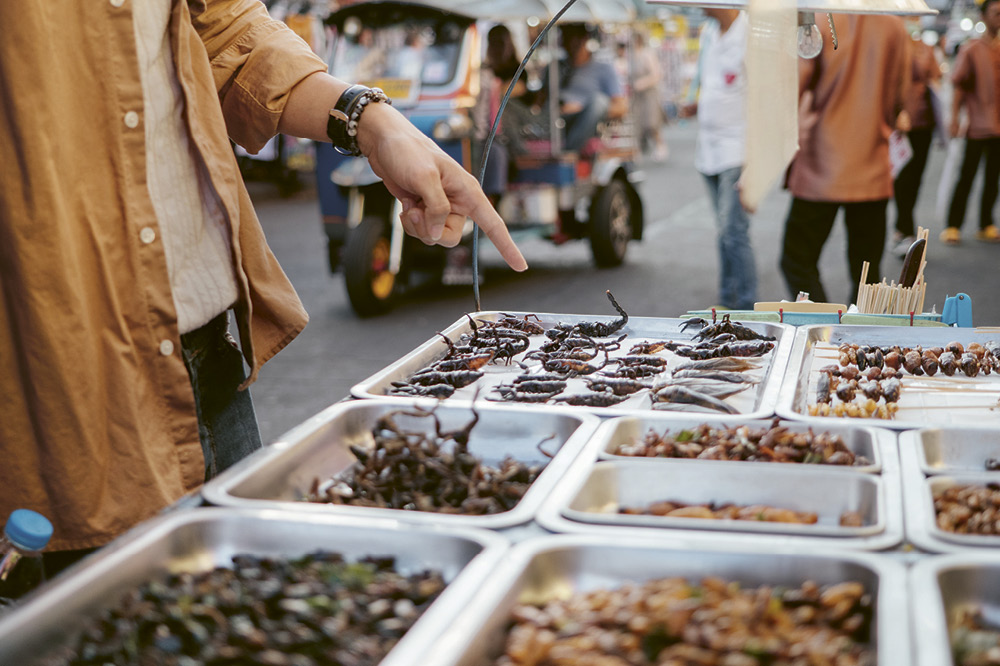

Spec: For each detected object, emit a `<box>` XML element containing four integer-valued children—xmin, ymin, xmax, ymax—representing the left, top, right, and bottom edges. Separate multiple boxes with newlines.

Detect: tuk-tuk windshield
<box><xmin>329</xmin><ymin>13</ymin><xmax>468</xmax><ymax>101</ymax></box>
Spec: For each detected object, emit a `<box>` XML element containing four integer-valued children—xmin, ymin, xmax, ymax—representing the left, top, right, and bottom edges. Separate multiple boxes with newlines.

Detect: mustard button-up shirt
<box><xmin>0</xmin><ymin>0</ymin><xmax>326</xmax><ymax>550</ymax></box>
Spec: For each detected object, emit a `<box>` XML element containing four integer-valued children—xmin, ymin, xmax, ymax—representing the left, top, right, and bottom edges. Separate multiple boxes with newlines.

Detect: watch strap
<box><xmin>327</xmin><ymin>84</ymin><xmax>370</xmax><ymax>155</ymax></box>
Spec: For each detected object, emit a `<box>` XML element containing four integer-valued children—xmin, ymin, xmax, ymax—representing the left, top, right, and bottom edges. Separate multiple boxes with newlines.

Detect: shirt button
<box><xmin>139</xmin><ymin>227</ymin><xmax>156</xmax><ymax>244</ymax></box>
<box><xmin>159</xmin><ymin>340</ymin><xmax>175</xmax><ymax>356</ymax></box>
<box><xmin>124</xmin><ymin>111</ymin><xmax>140</xmax><ymax>129</ymax></box>
<box><xmin>110</xmin><ymin>0</ymin><xmax>125</xmax><ymax>6</ymax></box>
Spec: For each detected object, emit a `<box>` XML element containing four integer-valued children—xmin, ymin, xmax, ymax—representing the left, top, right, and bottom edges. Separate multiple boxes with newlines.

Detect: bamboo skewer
<box><xmin>854</xmin><ymin>227</ymin><xmax>930</xmax><ymax>316</ymax></box>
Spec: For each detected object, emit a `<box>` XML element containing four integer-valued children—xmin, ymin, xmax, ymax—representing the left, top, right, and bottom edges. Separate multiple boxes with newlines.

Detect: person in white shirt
<box><xmin>681</xmin><ymin>8</ymin><xmax>757</xmax><ymax>310</ymax></box>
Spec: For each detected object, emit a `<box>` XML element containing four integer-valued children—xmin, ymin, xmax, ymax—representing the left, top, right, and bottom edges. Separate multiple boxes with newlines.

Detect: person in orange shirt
<box><xmin>891</xmin><ymin>23</ymin><xmax>942</xmax><ymax>256</ymax></box>
<box><xmin>941</xmin><ymin>0</ymin><xmax>1000</xmax><ymax>245</ymax></box>
<box><xmin>780</xmin><ymin>15</ymin><xmax>910</xmax><ymax>304</ymax></box>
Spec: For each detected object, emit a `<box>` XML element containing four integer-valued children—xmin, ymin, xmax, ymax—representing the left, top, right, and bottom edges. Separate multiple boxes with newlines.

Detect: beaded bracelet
<box><xmin>326</xmin><ymin>85</ymin><xmax>392</xmax><ymax>157</ymax></box>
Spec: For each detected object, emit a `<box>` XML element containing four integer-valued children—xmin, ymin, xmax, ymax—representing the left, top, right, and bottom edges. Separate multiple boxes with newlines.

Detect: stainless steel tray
<box><xmin>537</xmin><ymin>426</ymin><xmax>904</xmax><ymax>550</ymax></box>
<box><xmin>0</xmin><ymin>508</ymin><xmax>507</xmax><ymax>666</ymax></box>
<box><xmin>910</xmin><ymin>553</ymin><xmax>1000</xmax><ymax>666</ymax></box>
<box><xmin>428</xmin><ymin>535</ymin><xmax>910</xmax><ymax>665</ymax></box>
<box><xmin>899</xmin><ymin>427</ymin><xmax>1000</xmax><ymax>476</ymax></box>
<box><xmin>351</xmin><ymin>312</ymin><xmax>795</xmax><ymax>419</ymax></box>
<box><xmin>559</xmin><ymin>459</ymin><xmax>883</xmax><ymax>536</ymax></box>
<box><xmin>201</xmin><ymin>399</ymin><xmax>599</xmax><ymax>530</ymax></box>
<box><xmin>776</xmin><ymin>325</ymin><xmax>1000</xmax><ymax>430</ymax></box>
<box><xmin>902</xmin><ymin>468</ymin><xmax>1000</xmax><ymax>553</ymax></box>
<box><xmin>594</xmin><ymin>413</ymin><xmax>893</xmax><ymax>474</ymax></box>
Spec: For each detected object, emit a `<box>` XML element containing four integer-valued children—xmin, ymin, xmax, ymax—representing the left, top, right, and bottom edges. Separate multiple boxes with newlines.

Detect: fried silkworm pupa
<box><xmin>938</xmin><ymin>351</ymin><xmax>958</xmax><ymax>376</ymax></box>
<box><xmin>967</xmin><ymin>342</ymin><xmax>986</xmax><ymax>360</ymax></box>
<box><xmin>921</xmin><ymin>352</ymin><xmax>939</xmax><ymax>377</ymax></box>
<box><xmin>869</xmin><ymin>347</ymin><xmax>884</xmax><ymax>369</ymax></box>
<box><xmin>819</xmin><ymin>364</ymin><xmax>841</xmax><ymax>376</ymax></box>
<box><xmin>883</xmin><ymin>350</ymin><xmax>902</xmax><ymax>370</ymax></box>
<box><xmin>882</xmin><ymin>378</ymin><xmax>901</xmax><ymax>403</ymax></box>
<box><xmin>855</xmin><ymin>348</ymin><xmax>868</xmax><ymax>371</ymax></box>
<box><xmin>836</xmin><ymin>382</ymin><xmax>857</xmax><ymax>403</ymax></box>
<box><xmin>861</xmin><ymin>380</ymin><xmax>882</xmax><ymax>401</ymax></box>
<box><xmin>903</xmin><ymin>350</ymin><xmax>923</xmax><ymax>374</ymax></box>
<box><xmin>946</xmin><ymin>341</ymin><xmax>965</xmax><ymax>355</ymax></box>
<box><xmin>863</xmin><ymin>366</ymin><xmax>882</xmax><ymax>381</ymax></box>
<box><xmin>961</xmin><ymin>353</ymin><xmax>980</xmax><ymax>377</ymax></box>
<box><xmin>840</xmin><ymin>365</ymin><xmax>860</xmax><ymax>381</ymax></box>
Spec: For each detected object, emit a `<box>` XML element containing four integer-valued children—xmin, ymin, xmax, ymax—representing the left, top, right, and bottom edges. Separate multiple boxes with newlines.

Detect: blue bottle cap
<box><xmin>5</xmin><ymin>509</ymin><xmax>53</xmax><ymax>552</ymax></box>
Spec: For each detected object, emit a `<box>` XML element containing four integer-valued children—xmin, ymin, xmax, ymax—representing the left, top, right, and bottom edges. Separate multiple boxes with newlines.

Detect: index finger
<box><xmin>469</xmin><ymin>198</ymin><xmax>528</xmax><ymax>272</ymax></box>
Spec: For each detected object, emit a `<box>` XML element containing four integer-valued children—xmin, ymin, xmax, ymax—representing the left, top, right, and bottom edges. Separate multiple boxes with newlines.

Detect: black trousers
<box><xmin>780</xmin><ymin>197</ymin><xmax>888</xmax><ymax>304</ymax></box>
<box><xmin>946</xmin><ymin>136</ymin><xmax>1000</xmax><ymax>231</ymax></box>
<box><xmin>894</xmin><ymin>128</ymin><xmax>934</xmax><ymax>238</ymax></box>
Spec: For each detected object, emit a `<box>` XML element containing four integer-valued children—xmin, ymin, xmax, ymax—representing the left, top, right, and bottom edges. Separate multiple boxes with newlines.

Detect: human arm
<box><xmin>188</xmin><ymin>0</ymin><xmax>526</xmax><ymax>270</ymax></box>
<box><xmin>278</xmin><ymin>72</ymin><xmax>527</xmax><ymax>270</ymax></box>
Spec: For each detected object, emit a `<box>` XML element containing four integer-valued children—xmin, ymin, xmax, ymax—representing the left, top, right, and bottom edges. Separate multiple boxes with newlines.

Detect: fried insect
<box><xmin>650</xmin><ymin>385</ymin><xmax>740</xmax><ymax>414</ymax></box>
<box><xmin>543</xmin><ymin>357</ymin><xmax>604</xmax><ymax>375</ymax></box>
<box><xmin>602</xmin><ymin>363</ymin><xmax>666</xmax><ymax>379</ymax></box>
<box><xmin>663</xmin><ymin>378</ymin><xmax>750</xmax><ymax>400</ymax></box>
<box><xmin>387</xmin><ymin>382</ymin><xmax>456</xmax><ymax>399</ymax></box>
<box><xmin>583</xmin><ymin>376</ymin><xmax>651</xmax><ymax>396</ymax></box>
<box><xmin>486</xmin><ymin>386</ymin><xmax>560</xmax><ymax>403</ymax></box>
<box><xmin>816</xmin><ymin>372</ymin><xmax>832</xmax><ymax>404</ymax></box>
<box><xmin>310</xmin><ymin>404</ymin><xmax>544</xmax><ymax>515</ymax></box>
<box><xmin>407</xmin><ymin>369</ymin><xmax>484</xmax><ymax>388</ymax></box>
<box><xmin>498</xmin><ymin>379</ymin><xmax>568</xmax><ymax>395</ymax></box>
<box><xmin>628</xmin><ymin>340</ymin><xmax>675</xmax><ymax>354</ymax></box>
<box><xmin>613</xmin><ymin>354</ymin><xmax>669</xmax><ymax>367</ymax></box>
<box><xmin>674</xmin><ymin>340</ymin><xmax>775</xmax><ymax>360</ymax></box>
<box><xmin>687</xmin><ymin>313</ymin><xmax>777</xmax><ymax>342</ymax></box>
<box><xmin>432</xmin><ymin>350</ymin><xmax>495</xmax><ymax>372</ymax></box>
<box><xmin>571</xmin><ymin>290</ymin><xmax>629</xmax><ymax>337</ymax></box>
<box><xmin>553</xmin><ymin>391</ymin><xmax>630</xmax><ymax>407</ymax></box>
<box><xmin>672</xmin><ymin>368</ymin><xmax>759</xmax><ymax>384</ymax></box>
<box><xmin>495</xmin><ymin>313</ymin><xmax>545</xmax><ymax>335</ymax></box>
<box><xmin>673</xmin><ymin>356</ymin><xmax>762</xmax><ymax>372</ymax></box>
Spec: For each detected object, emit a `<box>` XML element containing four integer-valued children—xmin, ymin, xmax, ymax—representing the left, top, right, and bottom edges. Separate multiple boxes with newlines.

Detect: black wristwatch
<box><xmin>326</xmin><ymin>84</ymin><xmax>391</xmax><ymax>157</ymax></box>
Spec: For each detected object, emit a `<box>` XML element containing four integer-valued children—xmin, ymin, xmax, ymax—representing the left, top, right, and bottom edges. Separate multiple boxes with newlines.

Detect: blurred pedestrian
<box><xmin>891</xmin><ymin>20</ymin><xmax>942</xmax><ymax>257</ymax></box>
<box><xmin>476</xmin><ymin>24</ymin><xmax>530</xmax><ymax>206</ymax></box>
<box><xmin>940</xmin><ymin>0</ymin><xmax>1000</xmax><ymax>245</ymax></box>
<box><xmin>780</xmin><ymin>14</ymin><xmax>910</xmax><ymax>304</ymax></box>
<box><xmin>559</xmin><ymin>23</ymin><xmax>627</xmax><ymax>152</ymax></box>
<box><xmin>631</xmin><ymin>31</ymin><xmax>669</xmax><ymax>161</ymax></box>
<box><xmin>0</xmin><ymin>0</ymin><xmax>526</xmax><ymax>570</ymax></box>
<box><xmin>681</xmin><ymin>8</ymin><xmax>756</xmax><ymax>310</ymax></box>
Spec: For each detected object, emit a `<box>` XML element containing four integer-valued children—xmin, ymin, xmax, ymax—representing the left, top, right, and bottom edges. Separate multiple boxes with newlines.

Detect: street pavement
<box><xmin>249</xmin><ymin>121</ymin><xmax>1000</xmax><ymax>445</ymax></box>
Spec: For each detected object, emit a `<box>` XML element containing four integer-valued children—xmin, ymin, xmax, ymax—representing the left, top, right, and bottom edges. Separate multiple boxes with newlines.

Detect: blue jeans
<box><xmin>180</xmin><ymin>311</ymin><xmax>262</xmax><ymax>481</ymax></box>
<box><xmin>563</xmin><ymin>93</ymin><xmax>609</xmax><ymax>152</ymax></box>
<box><xmin>702</xmin><ymin>167</ymin><xmax>757</xmax><ymax>310</ymax></box>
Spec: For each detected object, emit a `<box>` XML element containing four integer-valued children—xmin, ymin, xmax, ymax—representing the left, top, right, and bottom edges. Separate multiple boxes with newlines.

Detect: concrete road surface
<box><xmin>249</xmin><ymin>121</ymin><xmax>1000</xmax><ymax>445</ymax></box>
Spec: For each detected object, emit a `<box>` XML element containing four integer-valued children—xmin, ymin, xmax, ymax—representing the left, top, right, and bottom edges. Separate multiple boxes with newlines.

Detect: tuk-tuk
<box><xmin>316</xmin><ymin>0</ymin><xmax>645</xmax><ymax>316</ymax></box>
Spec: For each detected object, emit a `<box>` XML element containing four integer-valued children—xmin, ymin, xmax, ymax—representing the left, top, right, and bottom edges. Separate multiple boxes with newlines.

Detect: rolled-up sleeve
<box><xmin>187</xmin><ymin>0</ymin><xmax>327</xmax><ymax>152</ymax></box>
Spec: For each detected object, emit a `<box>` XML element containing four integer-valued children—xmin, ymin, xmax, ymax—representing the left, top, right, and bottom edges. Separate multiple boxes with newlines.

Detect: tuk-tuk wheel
<box><xmin>343</xmin><ymin>216</ymin><xmax>396</xmax><ymax>317</ymax></box>
<box><xmin>589</xmin><ymin>178</ymin><xmax>632</xmax><ymax>267</ymax></box>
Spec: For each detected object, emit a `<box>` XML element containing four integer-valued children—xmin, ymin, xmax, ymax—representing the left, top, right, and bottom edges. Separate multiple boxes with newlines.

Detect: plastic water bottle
<box><xmin>0</xmin><ymin>509</ymin><xmax>53</xmax><ymax>605</ymax></box>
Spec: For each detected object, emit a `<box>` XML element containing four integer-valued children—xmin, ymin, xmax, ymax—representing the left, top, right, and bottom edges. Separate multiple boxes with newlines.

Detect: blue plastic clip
<box><xmin>942</xmin><ymin>293</ymin><xmax>973</xmax><ymax>327</ymax></box>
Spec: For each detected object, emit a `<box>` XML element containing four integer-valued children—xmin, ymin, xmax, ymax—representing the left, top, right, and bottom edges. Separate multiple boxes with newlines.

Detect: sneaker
<box><xmin>976</xmin><ymin>225</ymin><xmax>1000</xmax><ymax>242</ymax></box>
<box><xmin>891</xmin><ymin>235</ymin><xmax>917</xmax><ymax>258</ymax></box>
<box><xmin>939</xmin><ymin>227</ymin><xmax>961</xmax><ymax>245</ymax></box>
